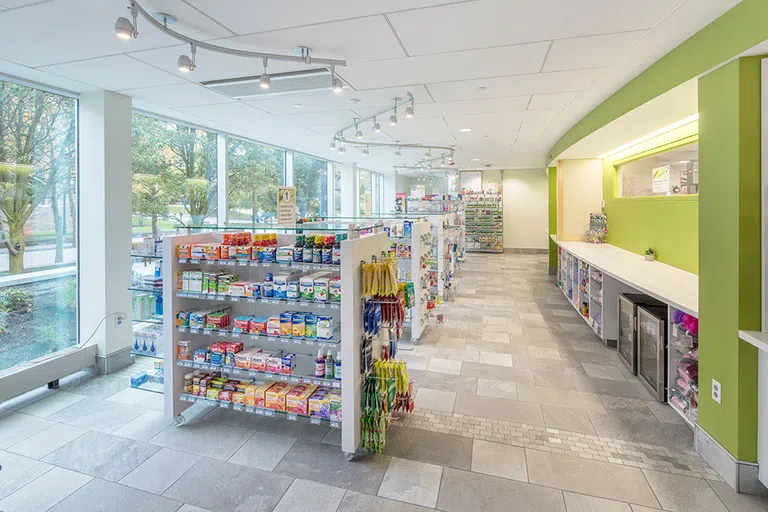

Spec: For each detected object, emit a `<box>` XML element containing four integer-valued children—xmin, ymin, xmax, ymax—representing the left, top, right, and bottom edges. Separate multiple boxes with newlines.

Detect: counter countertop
<box><xmin>552</xmin><ymin>236</ymin><xmax>698</xmax><ymax>316</ymax></box>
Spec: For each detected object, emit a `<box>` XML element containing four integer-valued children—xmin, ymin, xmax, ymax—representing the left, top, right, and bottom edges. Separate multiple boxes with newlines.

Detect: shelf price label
<box><xmin>203</xmin><ymin>328</ymin><xmax>212</xmax><ymax>335</ymax></box>
<box><xmin>310</xmin><ymin>418</ymin><xmax>322</xmax><ymax>425</ymax></box>
<box><xmin>254</xmin><ymin>408</ymin><xmax>264</xmax><ymax>415</ymax></box>
<box><xmin>219</xmin><ymin>401</ymin><xmax>230</xmax><ymax>409</ymax></box>
<box><xmin>332</xmin><ymin>381</ymin><xmax>341</xmax><ymax>388</ymax></box>
<box><xmin>178</xmin><ymin>327</ymin><xmax>187</xmax><ymax>333</ymax></box>
<box><xmin>247</xmin><ymin>298</ymin><xmax>258</xmax><ymax>304</ymax></box>
<box><xmin>287</xmin><ymin>414</ymin><xmax>297</xmax><ymax>421</ymax></box>
<box><xmin>264</xmin><ymin>410</ymin><xmax>274</xmax><ymax>417</ymax></box>
<box><xmin>330</xmin><ymin>421</ymin><xmax>340</xmax><ymax>429</ymax></box>
<box><xmin>232</xmin><ymin>404</ymin><xmax>243</xmax><ymax>411</ymax></box>
<box><xmin>230</xmin><ymin>297</ymin><xmax>240</xmax><ymax>302</ymax></box>
<box><xmin>218</xmin><ymin>330</ymin><xmax>228</xmax><ymax>337</ymax></box>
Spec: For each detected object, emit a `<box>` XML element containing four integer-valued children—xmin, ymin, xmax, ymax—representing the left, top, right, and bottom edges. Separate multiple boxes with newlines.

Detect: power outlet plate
<box><xmin>115</xmin><ymin>314</ymin><xmax>126</xmax><ymax>328</ymax></box>
<box><xmin>712</xmin><ymin>379</ymin><xmax>722</xmax><ymax>404</ymax></box>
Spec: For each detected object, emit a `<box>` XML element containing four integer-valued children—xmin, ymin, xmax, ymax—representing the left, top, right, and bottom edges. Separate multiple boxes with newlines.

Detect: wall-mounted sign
<box><xmin>277</xmin><ymin>186</ymin><xmax>296</xmax><ymax>225</ymax></box>
<box><xmin>652</xmin><ymin>165</ymin><xmax>670</xmax><ymax>194</ymax></box>
<box><xmin>410</xmin><ymin>184</ymin><xmax>426</xmax><ymax>197</ymax></box>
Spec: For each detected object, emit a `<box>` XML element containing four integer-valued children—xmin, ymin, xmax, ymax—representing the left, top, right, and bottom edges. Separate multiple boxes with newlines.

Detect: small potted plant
<box><xmin>644</xmin><ymin>247</ymin><xmax>656</xmax><ymax>261</ymax></box>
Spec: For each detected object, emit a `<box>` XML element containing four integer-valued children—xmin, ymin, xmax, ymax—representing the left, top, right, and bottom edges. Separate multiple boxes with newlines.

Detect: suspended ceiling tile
<box><xmin>0</xmin><ymin>56</ymin><xmax>99</xmax><ymax>93</ymax></box>
<box><xmin>0</xmin><ymin>0</ymin><xmax>45</xmax><ymax>7</ymax></box>
<box><xmin>342</xmin><ymin>42</ymin><xmax>550</xmax><ymax>90</ymax></box>
<box><xmin>120</xmin><ymin>82</ymin><xmax>232</xmax><ymax>108</ymax></box>
<box><xmin>40</xmin><ymin>55</ymin><xmax>185</xmax><ymax>91</ymax></box>
<box><xmin>415</xmin><ymin>96</ymin><xmax>530</xmax><ymax>119</ymax></box>
<box><xmin>139</xmin><ymin>0</ymin><xmax>235</xmax><ymax>36</ymax></box>
<box><xmin>426</xmin><ymin>68</ymin><xmax>604</xmax><ymax>102</ymax></box>
<box><xmin>543</xmin><ymin>31</ymin><xmax>648</xmax><ymax>72</ymax></box>
<box><xmin>172</xmin><ymin>101</ymin><xmax>272</xmax><ymax>122</ymax></box>
<box><xmin>0</xmin><ymin>0</ymin><xmax>229</xmax><ymax>68</ymax></box>
<box><xmin>387</xmin><ymin>0</ymin><xmax>678</xmax><ymax>56</ymax></box>
<box><xmin>529</xmin><ymin>92</ymin><xmax>577</xmax><ymax>110</ymax></box>
<box><xmin>230</xmin><ymin>16</ymin><xmax>405</xmax><ymax>64</ymax></box>
<box><xmin>185</xmin><ymin>0</ymin><xmax>463</xmax><ymax>35</ymax></box>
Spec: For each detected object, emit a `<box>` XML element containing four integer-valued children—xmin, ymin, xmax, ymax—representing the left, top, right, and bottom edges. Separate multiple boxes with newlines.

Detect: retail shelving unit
<box><xmin>667</xmin><ymin>307</ymin><xmax>699</xmax><ymax>428</ymax></box>
<box><xmin>405</xmin><ymin>195</ymin><xmax>462</xmax><ymax>214</ymax></box>
<box><xmin>162</xmin><ymin>226</ymin><xmax>389</xmax><ymax>458</ymax></box>
<box><xmin>464</xmin><ymin>193</ymin><xmax>503</xmax><ymax>253</ymax></box>
<box><xmin>130</xmin><ymin>254</ymin><xmax>164</xmax><ymax>359</ymax></box>
<box><xmin>387</xmin><ymin>219</ymin><xmax>431</xmax><ymax>342</ymax></box>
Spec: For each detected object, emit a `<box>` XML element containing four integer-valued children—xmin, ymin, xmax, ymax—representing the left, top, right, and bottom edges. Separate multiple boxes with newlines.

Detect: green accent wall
<box><xmin>548</xmin><ymin>0</ymin><xmax>768</xmax><ymax>163</ymax></box>
<box><xmin>548</xmin><ymin>166</ymin><xmax>557</xmax><ymax>269</ymax></box>
<box><xmin>602</xmin><ymin>161</ymin><xmax>699</xmax><ymax>275</ymax></box>
<box><xmin>698</xmin><ymin>57</ymin><xmax>762</xmax><ymax>462</ymax></box>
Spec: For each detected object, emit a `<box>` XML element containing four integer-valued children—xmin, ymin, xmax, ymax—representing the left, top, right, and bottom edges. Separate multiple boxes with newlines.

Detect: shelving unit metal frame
<box><xmin>163</xmin><ymin>229</ymin><xmax>389</xmax><ymax>457</ymax></box>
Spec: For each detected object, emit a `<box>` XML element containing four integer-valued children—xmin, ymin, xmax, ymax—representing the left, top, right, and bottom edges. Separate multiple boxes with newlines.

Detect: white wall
<box><xmin>559</xmin><ymin>159</ymin><xmax>603</xmax><ymax>239</ymax></box>
<box><xmin>501</xmin><ymin>169</ymin><xmax>549</xmax><ymax>249</ymax></box>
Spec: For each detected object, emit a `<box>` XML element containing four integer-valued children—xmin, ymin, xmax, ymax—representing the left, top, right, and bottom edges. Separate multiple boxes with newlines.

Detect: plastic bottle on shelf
<box><xmin>303</xmin><ymin>235</ymin><xmax>314</xmax><ymax>263</ymax></box>
<box><xmin>315</xmin><ymin>348</ymin><xmax>325</xmax><ymax>378</ymax></box>
<box><xmin>325</xmin><ymin>349</ymin><xmax>334</xmax><ymax>380</ymax></box>
<box><xmin>294</xmin><ymin>235</ymin><xmax>305</xmax><ymax>263</ymax></box>
<box><xmin>334</xmin><ymin>354</ymin><xmax>341</xmax><ymax>380</ymax></box>
<box><xmin>332</xmin><ymin>234</ymin><xmax>342</xmax><ymax>265</ymax></box>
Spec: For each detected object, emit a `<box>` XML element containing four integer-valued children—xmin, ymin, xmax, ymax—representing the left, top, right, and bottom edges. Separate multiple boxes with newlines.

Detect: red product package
<box><xmin>218</xmin><ymin>390</ymin><xmax>233</xmax><ymax>402</ymax></box>
<box><xmin>249</xmin><ymin>317</ymin><xmax>268</xmax><ymax>334</ymax></box>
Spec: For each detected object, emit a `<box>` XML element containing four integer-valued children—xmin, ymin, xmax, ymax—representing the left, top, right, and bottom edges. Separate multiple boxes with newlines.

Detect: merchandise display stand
<box><xmin>162</xmin><ymin>226</ymin><xmax>388</xmax><ymax>458</ymax></box>
<box><xmin>464</xmin><ymin>193</ymin><xmax>503</xmax><ymax>253</ymax></box>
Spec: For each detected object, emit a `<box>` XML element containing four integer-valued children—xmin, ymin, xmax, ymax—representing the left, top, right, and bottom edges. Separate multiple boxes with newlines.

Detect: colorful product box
<box><xmin>245</xmin><ymin>381</ymin><xmax>274</xmax><ymax>408</ymax></box>
<box><xmin>191</xmin><ymin>244</ymin><xmax>206</xmax><ymax>260</ymax></box>
<box><xmin>330</xmin><ymin>277</ymin><xmax>341</xmax><ymax>303</ymax></box>
<box><xmin>274</xmin><ymin>275</ymin><xmax>288</xmax><ymax>299</ymax></box>
<box><xmin>291</xmin><ymin>313</ymin><xmax>306</xmax><ymax>338</ymax></box>
<box><xmin>266</xmin><ymin>316</ymin><xmax>281</xmax><ymax>337</ymax></box>
<box><xmin>232</xmin><ymin>316</ymin><xmax>252</xmax><ymax>332</ymax></box>
<box><xmin>193</xmin><ymin>349</ymin><xmax>208</xmax><ymax>363</ymax></box>
<box><xmin>176</xmin><ymin>311</ymin><xmax>190</xmax><ymax>327</ymax></box>
<box><xmin>279</xmin><ymin>312</ymin><xmax>293</xmax><ymax>336</ymax></box>
<box><xmin>247</xmin><ymin>282</ymin><xmax>261</xmax><ymax>298</ymax></box>
<box><xmin>299</xmin><ymin>277</ymin><xmax>314</xmax><ymax>301</ymax></box>
<box><xmin>177</xmin><ymin>245</ymin><xmax>191</xmax><ymax>259</ymax></box>
<box><xmin>266</xmin><ymin>354</ymin><xmax>282</xmax><ymax>374</ymax></box>
<box><xmin>313</xmin><ymin>277</ymin><xmax>329</xmax><ymax>303</ymax></box>
<box><xmin>236</xmin><ymin>246</ymin><xmax>252</xmax><ymax>261</ymax></box>
<box><xmin>249</xmin><ymin>316</ymin><xmax>268</xmax><ymax>335</ymax></box>
<box><xmin>177</xmin><ymin>340</ymin><xmax>191</xmax><ymax>360</ymax></box>
<box><xmin>276</xmin><ymin>246</ymin><xmax>293</xmax><ymax>263</ymax></box>
<box><xmin>305</xmin><ymin>314</ymin><xmax>318</xmax><ymax>339</ymax></box>
<box><xmin>317</xmin><ymin>316</ymin><xmax>333</xmax><ymax>340</ymax></box>
<box><xmin>265</xmin><ymin>382</ymin><xmax>292</xmax><ymax>411</ymax></box>
<box><xmin>205</xmin><ymin>244</ymin><xmax>221</xmax><ymax>260</ymax></box>
<box><xmin>329</xmin><ymin>389</ymin><xmax>342</xmax><ymax>422</ymax></box>
<box><xmin>309</xmin><ymin>388</ymin><xmax>331</xmax><ymax>419</ymax></box>
<box><xmin>287</xmin><ymin>281</ymin><xmax>299</xmax><ymax>300</ymax></box>
<box><xmin>281</xmin><ymin>353</ymin><xmax>295</xmax><ymax>375</ymax></box>
<box><xmin>286</xmin><ymin>384</ymin><xmax>318</xmax><ymax>415</ymax></box>
<box><xmin>232</xmin><ymin>392</ymin><xmax>246</xmax><ymax>405</ymax></box>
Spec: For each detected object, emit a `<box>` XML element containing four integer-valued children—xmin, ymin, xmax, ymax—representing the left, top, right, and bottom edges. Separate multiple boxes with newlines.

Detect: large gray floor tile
<box><xmin>48</xmin><ymin>478</ymin><xmax>182</xmax><ymax>512</ymax></box>
<box><xmin>338</xmin><ymin>490</ymin><xmax>434</xmax><ymax>511</ymax></box>
<box><xmin>63</xmin><ymin>375</ymin><xmax>130</xmax><ymax>399</ymax></box>
<box><xmin>0</xmin><ymin>450</ymin><xmax>53</xmax><ymax>499</ymax></box>
<box><xmin>7</xmin><ymin>422</ymin><xmax>87</xmax><ymax>459</ymax></box>
<box><xmin>588</xmin><ymin>410</ymin><xmax>694</xmax><ymax>450</ymax></box>
<box><xmin>274</xmin><ymin>479</ymin><xmax>346</xmax><ymax>512</ymax></box>
<box><xmin>437</xmin><ymin>467</ymin><xmax>565</xmax><ymax>512</ymax></box>
<box><xmin>48</xmin><ymin>397</ymin><xmax>145</xmax><ymax>433</ymax></box>
<box><xmin>471</xmin><ymin>439</ymin><xmax>528</xmax><ymax>482</ymax></box>
<box><xmin>642</xmin><ymin>470</ymin><xmax>727</xmax><ymax>511</ymax></box>
<box><xmin>708</xmin><ymin>481</ymin><xmax>768</xmax><ymax>512</ymax></box>
<box><xmin>202</xmin><ymin>406</ymin><xmax>253</xmax><ymax>427</ymax></box>
<box><xmin>598</xmin><ymin>395</ymin><xmax>655</xmax><ymax>417</ymax></box>
<box><xmin>43</xmin><ymin>430</ymin><xmax>159</xmax><ymax>481</ymax></box>
<box><xmin>384</xmin><ymin>425</ymin><xmax>473</xmax><ymax>470</ymax></box>
<box><xmin>0</xmin><ymin>412</ymin><xmax>55</xmax><ymax>449</ymax></box>
<box><xmin>525</xmin><ymin>449</ymin><xmax>660</xmax><ymax>508</ymax></box>
<box><xmin>112</xmin><ymin>410</ymin><xmax>173</xmax><ymax>442</ymax></box>
<box><xmin>415</xmin><ymin>388</ymin><xmax>456</xmax><ymax>412</ymax></box>
<box><xmin>0</xmin><ymin>466</ymin><xmax>92</xmax><ymax>512</ymax></box>
<box><xmin>228</xmin><ymin>431</ymin><xmax>297</xmax><ymax>471</ymax></box>
<box><xmin>178</xmin><ymin>505</ymin><xmax>214</xmax><ymax>512</ymax></box>
<box><xmin>119</xmin><ymin>447</ymin><xmax>201</xmax><ymax>494</ymax></box>
<box><xmin>149</xmin><ymin>418</ymin><xmax>253</xmax><ymax>460</ymax></box>
<box><xmin>378</xmin><ymin>457</ymin><xmax>443</xmax><ymax>508</ymax></box>
<box><xmin>18</xmin><ymin>392</ymin><xmax>86</xmax><ymax>418</ymax></box>
<box><xmin>137</xmin><ymin>392</ymin><xmax>166</xmax><ymax>412</ymax></box>
<box><xmin>426</xmin><ymin>357</ymin><xmax>463</xmax><ymax>375</ymax></box>
<box><xmin>275</xmin><ymin>439</ymin><xmax>389</xmax><ymax>494</ymax></box>
<box><xmin>542</xmin><ymin>404</ymin><xmax>596</xmax><ymax>435</ymax></box>
<box><xmin>582</xmin><ymin>363</ymin><xmax>627</xmax><ymax>381</ymax></box>
<box><xmin>533</xmin><ymin>370</ymin><xmax>577</xmax><ymax>390</ymax></box>
<box><xmin>164</xmin><ymin>458</ymin><xmax>293</xmax><ymax>512</ymax></box>
<box><xmin>409</xmin><ymin>369</ymin><xmax>478</xmax><ymax>394</ymax></box>
<box><xmin>476</xmin><ymin>378</ymin><xmax>518</xmax><ymax>399</ymax></box>
<box><xmin>455</xmin><ymin>392</ymin><xmax>545</xmax><ymax>425</ymax></box>
<box><xmin>570</xmin><ymin>375</ymin><xmax>655</xmax><ymax>400</ymax></box>
<box><xmin>563</xmin><ymin>491</ymin><xmax>632</xmax><ymax>511</ymax></box>
<box><xmin>517</xmin><ymin>382</ymin><xmax>607</xmax><ymax>413</ymax></box>
<box><xmin>460</xmin><ymin>362</ymin><xmax>535</xmax><ymax>384</ymax></box>
<box><xmin>243</xmin><ymin>414</ymin><xmax>329</xmax><ymax>441</ymax></box>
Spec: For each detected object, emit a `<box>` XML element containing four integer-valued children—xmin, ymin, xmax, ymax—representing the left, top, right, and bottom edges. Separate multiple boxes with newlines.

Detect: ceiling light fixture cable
<box><xmin>115</xmin><ymin>0</ymin><xmax>346</xmax><ymax>76</ymax></box>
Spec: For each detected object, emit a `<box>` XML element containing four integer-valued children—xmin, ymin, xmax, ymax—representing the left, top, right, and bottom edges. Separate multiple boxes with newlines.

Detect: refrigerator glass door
<box><xmin>638</xmin><ymin>307</ymin><xmax>666</xmax><ymax>402</ymax></box>
<box><xmin>617</xmin><ymin>295</ymin><xmax>636</xmax><ymax>374</ymax></box>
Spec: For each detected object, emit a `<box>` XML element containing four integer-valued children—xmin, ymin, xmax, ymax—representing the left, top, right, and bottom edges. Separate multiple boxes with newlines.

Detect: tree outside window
<box><xmin>227</xmin><ymin>138</ymin><xmax>284</xmax><ymax>226</ymax></box>
<box><xmin>294</xmin><ymin>153</ymin><xmax>328</xmax><ymax>218</ymax></box>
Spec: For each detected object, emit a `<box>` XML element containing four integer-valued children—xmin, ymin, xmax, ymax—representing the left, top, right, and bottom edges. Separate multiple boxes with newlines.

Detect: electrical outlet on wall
<box><xmin>712</xmin><ymin>379</ymin><xmax>722</xmax><ymax>404</ymax></box>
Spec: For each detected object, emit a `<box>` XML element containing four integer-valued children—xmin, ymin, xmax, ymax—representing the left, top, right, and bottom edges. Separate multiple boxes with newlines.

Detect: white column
<box><xmin>383</xmin><ymin>173</ymin><xmax>396</xmax><ymax>213</ymax></box>
<box><xmin>217</xmin><ymin>133</ymin><xmax>228</xmax><ymax>225</ymax></box>
<box><xmin>285</xmin><ymin>151</ymin><xmax>294</xmax><ymax>186</ymax></box>
<box><xmin>79</xmin><ymin>91</ymin><xmax>133</xmax><ymax>374</ymax></box>
<box><xmin>341</xmin><ymin>163</ymin><xmax>357</xmax><ymax>217</ymax></box>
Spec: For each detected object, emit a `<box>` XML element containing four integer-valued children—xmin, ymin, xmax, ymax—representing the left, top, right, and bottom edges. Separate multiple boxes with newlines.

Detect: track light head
<box><xmin>115</xmin><ymin>16</ymin><xmax>135</xmax><ymax>40</ymax></box>
<box><xmin>259</xmin><ymin>56</ymin><xmax>271</xmax><ymax>89</ymax></box>
<box><xmin>178</xmin><ymin>54</ymin><xmax>194</xmax><ymax>72</ymax></box>
<box><xmin>329</xmin><ymin>140</ymin><xmax>336</xmax><ymax>151</ymax></box>
<box><xmin>424</xmin><ymin>151</ymin><xmax>432</xmax><ymax>158</ymax></box>
<box><xmin>330</xmin><ymin>63</ymin><xmax>344</xmax><ymax>93</ymax></box>
<box><xmin>372</xmin><ymin>117</ymin><xmax>381</xmax><ymax>133</ymax></box>
<box><xmin>395</xmin><ymin>147</ymin><xmax>402</xmax><ymax>157</ymax></box>
<box><xmin>362</xmin><ymin>146</ymin><xmax>369</xmax><ymax>156</ymax></box>
<box><xmin>389</xmin><ymin>114</ymin><xmax>397</xmax><ymax>126</ymax></box>
<box><xmin>354</xmin><ymin>121</ymin><xmax>363</xmax><ymax>139</ymax></box>
<box><xmin>405</xmin><ymin>105</ymin><xmax>414</xmax><ymax>119</ymax></box>
<box><xmin>339</xmin><ymin>144</ymin><xmax>346</xmax><ymax>153</ymax></box>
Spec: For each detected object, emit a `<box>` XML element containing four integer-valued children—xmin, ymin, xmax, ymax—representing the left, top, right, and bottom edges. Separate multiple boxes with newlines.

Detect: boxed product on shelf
<box><xmin>329</xmin><ymin>389</ymin><xmax>342</xmax><ymax>421</ymax></box>
<box><xmin>330</xmin><ymin>277</ymin><xmax>341</xmax><ymax>303</ymax></box>
<box><xmin>309</xmin><ymin>387</ymin><xmax>332</xmax><ymax>419</ymax></box>
<box><xmin>286</xmin><ymin>383</ymin><xmax>319</xmax><ymax>415</ymax></box>
<box><xmin>265</xmin><ymin>381</ymin><xmax>292</xmax><ymax>411</ymax></box>
<box><xmin>245</xmin><ymin>381</ymin><xmax>274</xmax><ymax>407</ymax></box>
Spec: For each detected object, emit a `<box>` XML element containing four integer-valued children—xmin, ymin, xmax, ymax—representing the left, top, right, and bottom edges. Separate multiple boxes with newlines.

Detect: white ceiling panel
<box><xmin>244</xmin><ymin>85</ymin><xmax>431</xmax><ymax>115</ymax></box>
<box><xmin>231</xmin><ymin>16</ymin><xmax>405</xmax><ymax>64</ymax></box>
<box><xmin>426</xmin><ymin>68</ymin><xmax>604</xmax><ymax>103</ymax></box>
<box><xmin>529</xmin><ymin>92</ymin><xmax>577</xmax><ymax>110</ymax></box>
<box><xmin>185</xmin><ymin>0</ymin><xmax>465</xmax><ymax>36</ymax></box>
<box><xmin>172</xmin><ymin>100</ymin><xmax>272</xmax><ymax>123</ymax></box>
<box><xmin>0</xmin><ymin>57</ymin><xmax>98</xmax><ymax>93</ymax></box>
<box><xmin>388</xmin><ymin>0</ymin><xmax>681</xmax><ymax>56</ymax></box>
<box><xmin>445</xmin><ymin>110</ymin><xmax>559</xmax><ymax>132</ymax></box>
<box><xmin>0</xmin><ymin>0</ymin><xmax>230</xmax><ymax>68</ymax></box>
<box><xmin>543</xmin><ymin>31</ymin><xmax>648</xmax><ymax>72</ymax></box>
<box><xmin>342</xmin><ymin>43</ymin><xmax>550</xmax><ymax>90</ymax></box>
<box><xmin>415</xmin><ymin>96</ymin><xmax>530</xmax><ymax>119</ymax></box>
<box><xmin>0</xmin><ymin>0</ymin><xmax>44</xmax><ymax>7</ymax></box>
<box><xmin>140</xmin><ymin>0</ymin><xmax>235</xmax><ymax>37</ymax></box>
<box><xmin>120</xmin><ymin>82</ymin><xmax>232</xmax><ymax>108</ymax></box>
<box><xmin>40</xmin><ymin>55</ymin><xmax>185</xmax><ymax>91</ymax></box>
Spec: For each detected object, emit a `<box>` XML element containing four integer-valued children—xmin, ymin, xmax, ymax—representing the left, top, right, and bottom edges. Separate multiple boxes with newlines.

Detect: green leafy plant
<box><xmin>644</xmin><ymin>247</ymin><xmax>655</xmax><ymax>256</ymax></box>
<box><xmin>0</xmin><ymin>287</ymin><xmax>34</xmax><ymax>314</ymax></box>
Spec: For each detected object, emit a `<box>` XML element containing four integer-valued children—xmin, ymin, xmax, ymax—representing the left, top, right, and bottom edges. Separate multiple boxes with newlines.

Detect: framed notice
<box><xmin>277</xmin><ymin>186</ymin><xmax>296</xmax><ymax>225</ymax></box>
<box><xmin>652</xmin><ymin>165</ymin><xmax>670</xmax><ymax>194</ymax></box>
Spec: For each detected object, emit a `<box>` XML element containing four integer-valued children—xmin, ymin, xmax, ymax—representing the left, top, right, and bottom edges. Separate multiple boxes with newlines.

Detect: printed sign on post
<box><xmin>652</xmin><ymin>165</ymin><xmax>670</xmax><ymax>194</ymax></box>
<box><xmin>277</xmin><ymin>186</ymin><xmax>296</xmax><ymax>225</ymax></box>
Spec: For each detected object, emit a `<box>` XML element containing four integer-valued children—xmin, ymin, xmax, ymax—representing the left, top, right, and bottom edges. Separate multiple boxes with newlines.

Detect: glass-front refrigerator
<box><xmin>637</xmin><ymin>304</ymin><xmax>669</xmax><ymax>402</ymax></box>
<box><xmin>617</xmin><ymin>293</ymin><xmax>665</xmax><ymax>375</ymax></box>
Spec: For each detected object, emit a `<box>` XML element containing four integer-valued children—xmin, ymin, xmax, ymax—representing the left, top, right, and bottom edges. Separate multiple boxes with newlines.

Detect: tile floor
<box><xmin>1</xmin><ymin>253</ymin><xmax>767</xmax><ymax>511</ymax></box>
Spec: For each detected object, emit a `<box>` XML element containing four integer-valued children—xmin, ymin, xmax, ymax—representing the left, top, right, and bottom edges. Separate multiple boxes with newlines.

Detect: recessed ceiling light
<box><xmin>292</xmin><ymin>103</ymin><xmax>302</xmax><ymax>108</ymax></box>
<box><xmin>349</xmin><ymin>98</ymin><xmax>361</xmax><ymax>104</ymax></box>
<box><xmin>459</xmin><ymin>128</ymin><xmax>472</xmax><ymax>132</ymax></box>
<box><xmin>477</xmin><ymin>86</ymin><xmax>487</xmax><ymax>91</ymax></box>
<box><xmin>472</xmin><ymin>158</ymin><xmax>481</xmax><ymax>162</ymax></box>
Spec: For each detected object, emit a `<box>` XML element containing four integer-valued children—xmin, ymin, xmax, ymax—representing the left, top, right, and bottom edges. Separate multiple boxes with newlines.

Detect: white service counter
<box><xmin>738</xmin><ymin>330</ymin><xmax>768</xmax><ymax>488</ymax></box>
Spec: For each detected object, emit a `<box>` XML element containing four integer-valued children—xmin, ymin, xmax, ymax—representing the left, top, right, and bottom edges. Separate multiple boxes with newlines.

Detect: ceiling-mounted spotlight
<box><xmin>395</xmin><ymin>147</ymin><xmax>402</xmax><ymax>157</ymax></box>
<box><xmin>362</xmin><ymin>145</ymin><xmax>370</xmax><ymax>156</ymax></box>
<box><xmin>178</xmin><ymin>42</ymin><xmax>196</xmax><ymax>72</ymax></box>
<box><xmin>405</xmin><ymin>105</ymin><xmax>414</xmax><ymax>119</ymax></box>
<box><xmin>331</xmin><ymin>63</ymin><xmax>344</xmax><ymax>93</ymax></box>
<box><xmin>329</xmin><ymin>140</ymin><xmax>336</xmax><ymax>151</ymax></box>
<box><xmin>339</xmin><ymin>143</ymin><xmax>346</xmax><ymax>153</ymax></box>
<box><xmin>389</xmin><ymin>98</ymin><xmax>398</xmax><ymax>126</ymax></box>
<box><xmin>354</xmin><ymin>119</ymin><xmax>363</xmax><ymax>139</ymax></box>
<box><xmin>115</xmin><ymin>16</ymin><xmax>135</xmax><ymax>39</ymax></box>
<box><xmin>372</xmin><ymin>117</ymin><xmax>381</xmax><ymax>133</ymax></box>
<box><xmin>259</xmin><ymin>57</ymin><xmax>271</xmax><ymax>89</ymax></box>
<box><xmin>424</xmin><ymin>151</ymin><xmax>432</xmax><ymax>158</ymax></box>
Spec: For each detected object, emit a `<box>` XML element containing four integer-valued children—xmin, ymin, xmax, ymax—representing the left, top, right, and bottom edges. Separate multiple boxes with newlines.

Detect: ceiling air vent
<box><xmin>202</xmin><ymin>68</ymin><xmax>335</xmax><ymax>99</ymax></box>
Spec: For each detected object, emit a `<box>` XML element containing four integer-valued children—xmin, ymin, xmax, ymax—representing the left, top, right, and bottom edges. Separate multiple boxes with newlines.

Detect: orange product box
<box><xmin>191</xmin><ymin>244</ymin><xmax>206</xmax><ymax>260</ymax></box>
<box><xmin>244</xmin><ymin>381</ymin><xmax>275</xmax><ymax>408</ymax></box>
<box><xmin>285</xmin><ymin>384</ymin><xmax>318</xmax><ymax>415</ymax></box>
<box><xmin>205</xmin><ymin>244</ymin><xmax>222</xmax><ymax>260</ymax></box>
<box><xmin>177</xmin><ymin>245</ymin><xmax>191</xmax><ymax>259</ymax></box>
<box><xmin>234</xmin><ymin>347</ymin><xmax>258</xmax><ymax>369</ymax></box>
<box><xmin>265</xmin><ymin>382</ymin><xmax>293</xmax><ymax>411</ymax></box>
<box><xmin>232</xmin><ymin>392</ymin><xmax>245</xmax><ymax>405</ymax></box>
<box><xmin>236</xmin><ymin>246</ymin><xmax>252</xmax><ymax>261</ymax></box>
<box><xmin>220</xmin><ymin>244</ymin><xmax>230</xmax><ymax>260</ymax></box>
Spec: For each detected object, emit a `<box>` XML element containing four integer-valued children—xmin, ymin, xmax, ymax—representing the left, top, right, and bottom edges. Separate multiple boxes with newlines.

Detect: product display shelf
<box><xmin>131</xmin><ymin>254</ymin><xmax>165</xmax><ymax>358</ymax></box>
<box><xmin>405</xmin><ymin>195</ymin><xmax>463</xmax><ymax>214</ymax></box>
<box><xmin>464</xmin><ymin>193</ymin><xmax>503</xmax><ymax>253</ymax></box>
<box><xmin>667</xmin><ymin>306</ymin><xmax>699</xmax><ymax>429</ymax></box>
<box><xmin>163</xmin><ymin>229</ymin><xmax>390</xmax><ymax>458</ymax></box>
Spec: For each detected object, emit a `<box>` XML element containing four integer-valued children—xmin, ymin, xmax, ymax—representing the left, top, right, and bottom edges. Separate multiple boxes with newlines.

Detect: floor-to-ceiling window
<box><xmin>359</xmin><ymin>169</ymin><xmax>372</xmax><ymax>216</ymax></box>
<box><xmin>0</xmin><ymin>79</ymin><xmax>78</xmax><ymax>371</ymax></box>
<box><xmin>293</xmin><ymin>152</ymin><xmax>328</xmax><ymax>218</ymax></box>
<box><xmin>227</xmin><ymin>137</ymin><xmax>285</xmax><ymax>225</ymax></box>
<box><xmin>333</xmin><ymin>164</ymin><xmax>343</xmax><ymax>216</ymax></box>
<box><xmin>131</xmin><ymin>114</ymin><xmax>218</xmax><ymax>237</ymax></box>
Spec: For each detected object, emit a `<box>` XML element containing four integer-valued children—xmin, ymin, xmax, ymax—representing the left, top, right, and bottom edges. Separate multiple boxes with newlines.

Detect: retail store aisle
<box><xmin>0</xmin><ymin>254</ymin><xmax>766</xmax><ymax>511</ymax></box>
